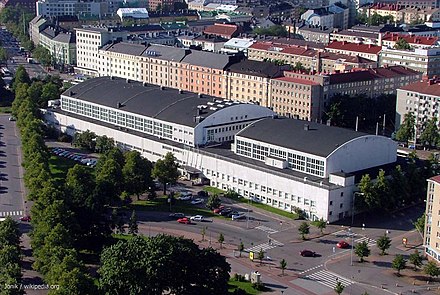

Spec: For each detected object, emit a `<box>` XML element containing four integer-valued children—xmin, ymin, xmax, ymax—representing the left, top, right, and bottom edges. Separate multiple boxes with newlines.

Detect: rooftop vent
<box><xmin>117</xmin><ymin>102</ymin><xmax>123</xmax><ymax>108</ymax></box>
<box><xmin>198</xmin><ymin>93</ymin><xmax>203</xmax><ymax>98</ymax></box>
<box><xmin>126</xmin><ymin>78</ymin><xmax>130</xmax><ymax>83</ymax></box>
<box><xmin>143</xmin><ymin>82</ymin><xmax>147</xmax><ymax>87</ymax></box>
<box><xmin>69</xmin><ymin>91</ymin><xmax>75</xmax><ymax>96</ymax></box>
<box><xmin>160</xmin><ymin>86</ymin><xmax>165</xmax><ymax>90</ymax></box>
<box><xmin>209</xmin><ymin>107</ymin><xmax>218</xmax><ymax>111</ymax></box>
<box><xmin>304</xmin><ymin>124</ymin><xmax>310</xmax><ymax>131</ymax></box>
<box><xmin>179</xmin><ymin>89</ymin><xmax>184</xmax><ymax>94</ymax></box>
<box><xmin>110</xmin><ymin>76</ymin><xmax>114</xmax><ymax>80</ymax></box>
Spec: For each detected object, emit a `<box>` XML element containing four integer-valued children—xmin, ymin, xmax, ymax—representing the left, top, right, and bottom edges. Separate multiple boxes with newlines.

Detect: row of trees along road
<box><xmin>12</xmin><ymin>66</ymin><xmax>231</xmax><ymax>293</ymax></box>
<box><xmin>395</xmin><ymin>112</ymin><xmax>440</xmax><ymax>148</ymax></box>
<box><xmin>0</xmin><ymin>217</ymin><xmax>22</xmax><ymax>295</ymax></box>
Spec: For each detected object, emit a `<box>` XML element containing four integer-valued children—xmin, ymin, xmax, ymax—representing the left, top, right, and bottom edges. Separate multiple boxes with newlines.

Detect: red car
<box><xmin>213</xmin><ymin>206</ymin><xmax>225</xmax><ymax>214</ymax></box>
<box><xmin>19</xmin><ymin>215</ymin><xmax>31</xmax><ymax>222</ymax></box>
<box><xmin>177</xmin><ymin>217</ymin><xmax>191</xmax><ymax>224</ymax></box>
<box><xmin>300</xmin><ymin>250</ymin><xmax>316</xmax><ymax>257</ymax></box>
<box><xmin>337</xmin><ymin>241</ymin><xmax>349</xmax><ymax>249</ymax></box>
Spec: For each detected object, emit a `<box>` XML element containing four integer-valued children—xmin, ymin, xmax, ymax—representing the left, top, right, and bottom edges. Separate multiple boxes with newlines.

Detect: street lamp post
<box><xmin>349</xmin><ymin>227</ymin><xmax>354</xmax><ymax>266</ymax></box>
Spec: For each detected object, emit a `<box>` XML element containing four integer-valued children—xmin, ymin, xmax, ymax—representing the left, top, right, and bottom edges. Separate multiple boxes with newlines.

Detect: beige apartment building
<box><xmin>76</xmin><ymin>26</ymin><xmax>127</xmax><ymax>76</ymax></box>
<box><xmin>225</xmin><ymin>59</ymin><xmax>282</xmax><ymax>107</ymax></box>
<box><xmin>99</xmin><ymin>42</ymin><xmax>144</xmax><ymax>81</ymax></box>
<box><xmin>425</xmin><ymin>175</ymin><xmax>440</xmax><ymax>264</ymax></box>
<box><xmin>270</xmin><ymin>72</ymin><xmax>323</xmax><ymax>121</ymax></box>
<box><xmin>380</xmin><ymin>47</ymin><xmax>440</xmax><ymax>78</ymax></box>
<box><xmin>248</xmin><ymin>41</ymin><xmax>377</xmax><ymax>74</ymax></box>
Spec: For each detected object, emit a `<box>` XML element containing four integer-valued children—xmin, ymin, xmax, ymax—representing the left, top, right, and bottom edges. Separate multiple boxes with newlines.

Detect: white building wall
<box><xmin>44</xmin><ymin>110</ymin><xmax>357</xmax><ymax>222</ymax></box>
<box><xmin>326</xmin><ymin>136</ymin><xmax>397</xmax><ymax>175</ymax></box>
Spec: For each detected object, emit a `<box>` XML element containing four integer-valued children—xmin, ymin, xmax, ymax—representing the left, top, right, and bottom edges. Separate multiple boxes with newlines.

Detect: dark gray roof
<box><xmin>227</xmin><ymin>59</ymin><xmax>282</xmax><ymax>78</ymax></box>
<box><xmin>102</xmin><ymin>42</ymin><xmax>148</xmax><ymax>56</ymax></box>
<box><xmin>53</xmin><ymin>31</ymin><xmax>75</xmax><ymax>43</ymax></box>
<box><xmin>141</xmin><ymin>44</ymin><xmax>189</xmax><ymax>61</ymax></box>
<box><xmin>181</xmin><ymin>50</ymin><xmax>231</xmax><ymax>69</ymax></box>
<box><xmin>237</xmin><ymin>117</ymin><xmax>369</xmax><ymax>157</ymax></box>
<box><xmin>62</xmin><ymin>77</ymin><xmax>237</xmax><ymax>127</ymax></box>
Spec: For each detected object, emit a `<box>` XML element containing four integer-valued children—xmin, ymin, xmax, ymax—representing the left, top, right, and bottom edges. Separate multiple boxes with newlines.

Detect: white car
<box><xmin>190</xmin><ymin>198</ymin><xmax>203</xmax><ymax>205</ymax></box>
<box><xmin>231</xmin><ymin>212</ymin><xmax>246</xmax><ymax>220</ymax></box>
<box><xmin>190</xmin><ymin>215</ymin><xmax>204</xmax><ymax>222</ymax></box>
<box><xmin>178</xmin><ymin>195</ymin><xmax>192</xmax><ymax>201</ymax></box>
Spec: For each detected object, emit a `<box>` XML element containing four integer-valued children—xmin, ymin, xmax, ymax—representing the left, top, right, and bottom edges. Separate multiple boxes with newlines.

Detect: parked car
<box><xmin>300</xmin><ymin>250</ymin><xmax>316</xmax><ymax>257</ymax></box>
<box><xmin>190</xmin><ymin>215</ymin><xmax>204</xmax><ymax>222</ymax></box>
<box><xmin>219</xmin><ymin>208</ymin><xmax>232</xmax><ymax>216</ymax></box>
<box><xmin>177</xmin><ymin>217</ymin><xmax>191</xmax><ymax>224</ymax></box>
<box><xmin>169</xmin><ymin>213</ymin><xmax>185</xmax><ymax>219</ymax></box>
<box><xmin>213</xmin><ymin>206</ymin><xmax>225</xmax><ymax>214</ymax></box>
<box><xmin>19</xmin><ymin>215</ymin><xmax>31</xmax><ymax>222</ymax></box>
<box><xmin>8</xmin><ymin>116</ymin><xmax>16</xmax><ymax>121</ymax></box>
<box><xmin>336</xmin><ymin>241</ymin><xmax>349</xmax><ymax>249</ymax></box>
<box><xmin>197</xmin><ymin>191</ymin><xmax>208</xmax><ymax>198</ymax></box>
<box><xmin>227</xmin><ymin>211</ymin><xmax>239</xmax><ymax>218</ymax></box>
<box><xmin>190</xmin><ymin>198</ymin><xmax>203</xmax><ymax>205</ymax></box>
<box><xmin>231</xmin><ymin>212</ymin><xmax>246</xmax><ymax>220</ymax></box>
<box><xmin>178</xmin><ymin>195</ymin><xmax>192</xmax><ymax>201</ymax></box>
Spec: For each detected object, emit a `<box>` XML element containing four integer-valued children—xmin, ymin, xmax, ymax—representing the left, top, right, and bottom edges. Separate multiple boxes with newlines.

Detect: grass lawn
<box><xmin>228</xmin><ymin>280</ymin><xmax>261</xmax><ymax>295</ymax></box>
<box><xmin>48</xmin><ymin>155</ymin><xmax>78</xmax><ymax>183</ymax></box>
<box><xmin>130</xmin><ymin>197</ymin><xmax>216</xmax><ymax>217</ymax></box>
<box><xmin>203</xmin><ymin>186</ymin><xmax>225</xmax><ymax>195</ymax></box>
<box><xmin>0</xmin><ymin>106</ymin><xmax>12</xmax><ymax>113</ymax></box>
<box><xmin>248</xmin><ymin>201</ymin><xmax>299</xmax><ymax>220</ymax></box>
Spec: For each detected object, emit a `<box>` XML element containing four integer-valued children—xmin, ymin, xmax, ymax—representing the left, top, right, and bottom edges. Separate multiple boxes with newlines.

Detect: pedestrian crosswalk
<box><xmin>245</xmin><ymin>239</ymin><xmax>283</xmax><ymax>253</ymax></box>
<box><xmin>0</xmin><ymin>211</ymin><xmax>23</xmax><ymax>217</ymax></box>
<box><xmin>306</xmin><ymin>270</ymin><xmax>353</xmax><ymax>289</ymax></box>
<box><xmin>354</xmin><ymin>236</ymin><xmax>376</xmax><ymax>247</ymax></box>
<box><xmin>299</xmin><ymin>264</ymin><xmax>323</xmax><ymax>275</ymax></box>
<box><xmin>255</xmin><ymin>225</ymin><xmax>278</xmax><ymax>234</ymax></box>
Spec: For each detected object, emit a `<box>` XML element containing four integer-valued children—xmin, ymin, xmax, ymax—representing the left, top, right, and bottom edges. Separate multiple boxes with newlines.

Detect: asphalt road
<box><xmin>0</xmin><ymin>114</ymin><xmax>25</xmax><ymax>219</ymax></box>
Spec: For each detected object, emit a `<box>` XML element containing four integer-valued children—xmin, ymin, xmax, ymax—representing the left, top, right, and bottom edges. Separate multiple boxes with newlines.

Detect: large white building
<box><xmin>44</xmin><ymin>76</ymin><xmax>398</xmax><ymax>222</ymax></box>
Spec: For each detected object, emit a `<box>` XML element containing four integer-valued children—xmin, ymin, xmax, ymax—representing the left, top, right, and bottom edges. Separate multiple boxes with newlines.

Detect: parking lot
<box><xmin>50</xmin><ymin>147</ymin><xmax>97</xmax><ymax>167</ymax></box>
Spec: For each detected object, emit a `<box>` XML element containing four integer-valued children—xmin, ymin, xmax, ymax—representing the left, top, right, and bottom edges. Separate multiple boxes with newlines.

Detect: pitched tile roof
<box><xmin>430</xmin><ymin>175</ymin><xmax>440</xmax><ymax>185</ymax></box>
<box><xmin>382</xmin><ymin>32</ymin><xmax>438</xmax><ymax>46</ymax></box>
<box><xmin>399</xmin><ymin>79</ymin><xmax>440</xmax><ymax>96</ymax></box>
<box><xmin>329</xmin><ymin>66</ymin><xmax>420</xmax><ymax>84</ymax></box>
<box><xmin>326</xmin><ymin>41</ymin><xmax>382</xmax><ymax>54</ymax></box>
<box><xmin>203</xmin><ymin>23</ymin><xmax>238</xmax><ymax>37</ymax></box>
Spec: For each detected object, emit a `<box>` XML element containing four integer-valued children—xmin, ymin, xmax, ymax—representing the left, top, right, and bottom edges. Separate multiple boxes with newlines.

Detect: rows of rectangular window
<box><xmin>236</xmin><ymin>139</ymin><xmax>325</xmax><ymax>177</ymax></box>
<box><xmin>62</xmin><ymin>98</ymin><xmax>176</xmax><ymax>140</ymax></box>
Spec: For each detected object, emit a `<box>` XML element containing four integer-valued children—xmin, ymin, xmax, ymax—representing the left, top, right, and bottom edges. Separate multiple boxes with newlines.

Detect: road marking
<box><xmin>0</xmin><ymin>211</ymin><xmax>23</xmax><ymax>217</ymax></box>
<box><xmin>306</xmin><ymin>270</ymin><xmax>353</xmax><ymax>289</ymax></box>
<box><xmin>255</xmin><ymin>225</ymin><xmax>278</xmax><ymax>234</ymax></box>
<box><xmin>245</xmin><ymin>239</ymin><xmax>283</xmax><ymax>253</ymax></box>
<box><xmin>299</xmin><ymin>264</ymin><xmax>323</xmax><ymax>275</ymax></box>
<box><xmin>332</xmin><ymin>229</ymin><xmax>357</xmax><ymax>238</ymax></box>
<box><xmin>354</xmin><ymin>236</ymin><xmax>376</xmax><ymax>247</ymax></box>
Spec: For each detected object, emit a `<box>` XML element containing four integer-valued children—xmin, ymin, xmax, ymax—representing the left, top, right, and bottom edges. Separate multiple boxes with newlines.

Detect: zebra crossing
<box><xmin>354</xmin><ymin>236</ymin><xmax>376</xmax><ymax>247</ymax></box>
<box><xmin>0</xmin><ymin>211</ymin><xmax>23</xmax><ymax>217</ymax></box>
<box><xmin>255</xmin><ymin>225</ymin><xmax>278</xmax><ymax>234</ymax></box>
<box><xmin>299</xmin><ymin>264</ymin><xmax>323</xmax><ymax>275</ymax></box>
<box><xmin>306</xmin><ymin>270</ymin><xmax>353</xmax><ymax>289</ymax></box>
<box><xmin>245</xmin><ymin>239</ymin><xmax>283</xmax><ymax>253</ymax></box>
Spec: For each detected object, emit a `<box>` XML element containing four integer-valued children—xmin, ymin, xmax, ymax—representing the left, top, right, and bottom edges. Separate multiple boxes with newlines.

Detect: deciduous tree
<box><xmin>152</xmin><ymin>152</ymin><xmax>179</xmax><ymax>195</ymax></box>
<box><xmin>392</xmin><ymin>254</ymin><xmax>406</xmax><ymax>275</ymax></box>
<box><xmin>409</xmin><ymin>249</ymin><xmax>423</xmax><ymax>270</ymax></box>
<box><xmin>298</xmin><ymin>222</ymin><xmax>310</xmax><ymax>240</ymax></box>
<box><xmin>355</xmin><ymin>241</ymin><xmax>370</xmax><ymax>262</ymax></box>
<box><xmin>395</xmin><ymin>112</ymin><xmax>415</xmax><ymax>144</ymax></box>
<box><xmin>376</xmin><ymin>234</ymin><xmax>391</xmax><ymax>255</ymax></box>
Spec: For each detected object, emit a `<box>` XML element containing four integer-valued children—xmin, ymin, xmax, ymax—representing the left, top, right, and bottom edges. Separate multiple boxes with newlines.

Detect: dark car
<box><xmin>197</xmin><ymin>191</ymin><xmax>208</xmax><ymax>198</ymax></box>
<box><xmin>169</xmin><ymin>213</ymin><xmax>185</xmax><ymax>219</ymax></box>
<box><xmin>19</xmin><ymin>215</ymin><xmax>31</xmax><ymax>222</ymax></box>
<box><xmin>226</xmin><ymin>210</ymin><xmax>239</xmax><ymax>218</ymax></box>
<box><xmin>300</xmin><ymin>250</ymin><xmax>316</xmax><ymax>257</ymax></box>
<box><xmin>219</xmin><ymin>208</ymin><xmax>232</xmax><ymax>216</ymax></box>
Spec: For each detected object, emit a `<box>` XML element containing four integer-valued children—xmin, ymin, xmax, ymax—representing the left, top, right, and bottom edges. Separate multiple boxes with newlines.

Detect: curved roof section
<box><xmin>236</xmin><ymin>117</ymin><xmax>369</xmax><ymax>157</ymax></box>
<box><xmin>62</xmin><ymin>77</ymin><xmax>259</xmax><ymax>127</ymax></box>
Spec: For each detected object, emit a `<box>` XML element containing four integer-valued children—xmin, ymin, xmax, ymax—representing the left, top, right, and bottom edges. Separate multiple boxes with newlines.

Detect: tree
<box><xmin>116</xmin><ymin>217</ymin><xmax>125</xmax><ymax>234</ymax></box>
<box><xmin>420</xmin><ymin>117</ymin><xmax>439</xmax><ymax>149</ymax></box>
<box><xmin>414</xmin><ymin>213</ymin><xmax>425</xmax><ymax>239</ymax></box>
<box><xmin>128</xmin><ymin>210</ymin><xmax>138</xmax><ymax>235</ymax></box>
<box><xmin>354</xmin><ymin>241</ymin><xmax>370</xmax><ymax>262</ymax></box>
<box><xmin>95</xmin><ymin>135</ymin><xmax>115</xmax><ymax>154</ymax></box>
<box><xmin>33</xmin><ymin>45</ymin><xmax>52</xmax><ymax>67</ymax></box>
<box><xmin>12</xmin><ymin>65</ymin><xmax>30</xmax><ymax>91</ymax></box>
<box><xmin>394</xmin><ymin>38</ymin><xmax>411</xmax><ymax>50</ymax></box>
<box><xmin>206</xmin><ymin>194</ymin><xmax>221</xmax><ymax>210</ymax></box>
<box><xmin>123</xmin><ymin>150</ymin><xmax>153</xmax><ymax>200</ymax></box>
<box><xmin>218</xmin><ymin>233</ymin><xmax>224</xmax><ymax>249</ymax></box>
<box><xmin>201</xmin><ymin>226</ymin><xmax>207</xmax><ymax>242</ymax></box>
<box><xmin>376</xmin><ymin>234</ymin><xmax>392</xmax><ymax>255</ymax></box>
<box><xmin>373</xmin><ymin>169</ymin><xmax>391</xmax><ymax>210</ymax></box>
<box><xmin>95</xmin><ymin>157</ymin><xmax>124</xmax><ymax>205</ymax></box>
<box><xmin>99</xmin><ymin>235</ymin><xmax>230</xmax><ymax>295</ymax></box>
<box><xmin>40</xmin><ymin>82</ymin><xmax>60</xmax><ymax>106</ymax></box>
<box><xmin>279</xmin><ymin>258</ymin><xmax>287</xmax><ymax>276</ymax></box>
<box><xmin>253</xmin><ymin>25</ymin><xmax>288</xmax><ymax>37</ymax></box>
<box><xmin>395</xmin><ymin>112</ymin><xmax>416</xmax><ymax>144</ymax></box>
<box><xmin>357</xmin><ymin>174</ymin><xmax>378</xmax><ymax>211</ymax></box>
<box><xmin>238</xmin><ymin>241</ymin><xmax>244</xmax><ymax>257</ymax></box>
<box><xmin>334</xmin><ymin>281</ymin><xmax>344</xmax><ymax>294</ymax></box>
<box><xmin>152</xmin><ymin>152</ymin><xmax>180</xmax><ymax>195</ymax></box>
<box><xmin>298</xmin><ymin>222</ymin><xmax>310</xmax><ymax>240</ymax></box>
<box><xmin>0</xmin><ymin>47</ymin><xmax>9</xmax><ymax>64</ymax></box>
<box><xmin>424</xmin><ymin>261</ymin><xmax>440</xmax><ymax>281</ymax></box>
<box><xmin>392</xmin><ymin>254</ymin><xmax>406</xmax><ymax>275</ymax></box>
<box><xmin>409</xmin><ymin>250</ymin><xmax>423</xmax><ymax>270</ymax></box>
<box><xmin>257</xmin><ymin>249</ymin><xmax>265</xmax><ymax>265</ymax></box>
<box><xmin>73</xmin><ymin>130</ymin><xmax>97</xmax><ymax>151</ymax></box>
<box><xmin>312</xmin><ymin>218</ymin><xmax>326</xmax><ymax>234</ymax></box>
